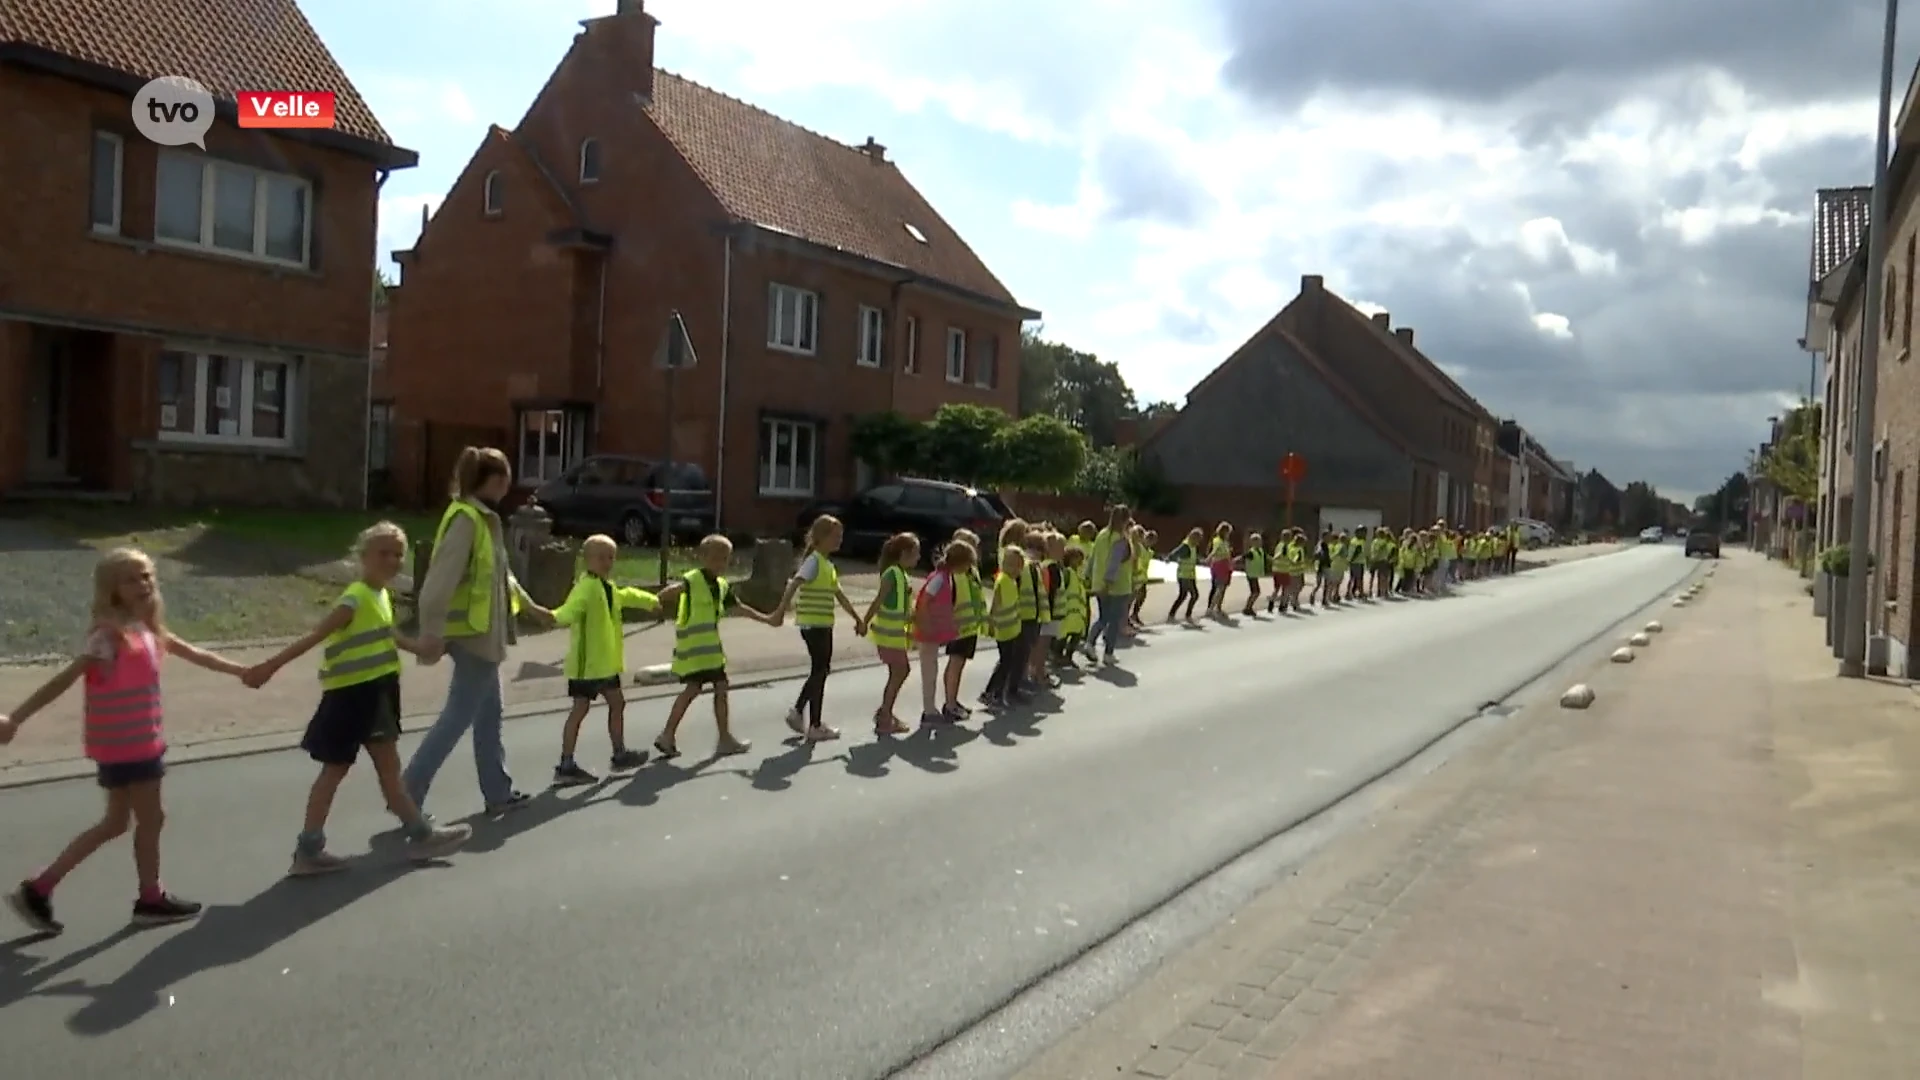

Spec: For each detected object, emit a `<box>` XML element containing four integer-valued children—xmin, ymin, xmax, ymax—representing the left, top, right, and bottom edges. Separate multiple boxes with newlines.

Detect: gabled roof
<box><xmin>0</xmin><ymin>0</ymin><xmax>406</xmax><ymax>162</ymax></box>
<box><xmin>644</xmin><ymin>70</ymin><xmax>1029</xmax><ymax>314</ymax></box>
<box><xmin>1142</xmin><ymin>312</ymin><xmax>1422</xmax><ymax>464</ymax></box>
<box><xmin>1322</xmin><ymin>292</ymin><xmax>1485</xmax><ymax>417</ymax></box>
<box><xmin>1811</xmin><ymin>187</ymin><xmax>1871</xmax><ymax>285</ymax></box>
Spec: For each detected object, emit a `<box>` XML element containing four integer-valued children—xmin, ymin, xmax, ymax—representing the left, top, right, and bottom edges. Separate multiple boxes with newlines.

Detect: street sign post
<box><xmin>654</xmin><ymin>311</ymin><xmax>697</xmax><ymax>583</ymax></box>
<box><xmin>1279</xmin><ymin>452</ymin><xmax>1306</xmax><ymax>530</ymax></box>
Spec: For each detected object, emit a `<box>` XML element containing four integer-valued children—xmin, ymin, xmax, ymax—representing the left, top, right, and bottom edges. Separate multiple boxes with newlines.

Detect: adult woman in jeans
<box><xmin>406</xmin><ymin>447</ymin><xmax>556</xmax><ymax>816</ymax></box>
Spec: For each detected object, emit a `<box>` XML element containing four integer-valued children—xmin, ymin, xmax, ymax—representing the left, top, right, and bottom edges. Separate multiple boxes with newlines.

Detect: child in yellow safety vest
<box><xmin>939</xmin><ymin>528</ymin><xmax>985</xmax><ymax>721</ymax></box>
<box><xmin>862</xmin><ymin>532</ymin><xmax>920</xmax><ymax>735</ymax></box>
<box><xmin>1054</xmin><ymin>544</ymin><xmax>1090</xmax><ymax>666</ymax></box>
<box><xmin>548</xmin><ymin>533</ymin><xmax>662</xmax><ymax>785</ymax></box>
<box><xmin>1038</xmin><ymin>531</ymin><xmax>1073</xmax><ymax>677</ymax></box>
<box><xmin>1128</xmin><ymin>527</ymin><xmax>1156</xmax><ymax>630</ymax></box>
<box><xmin>651</xmin><ymin>535</ymin><xmax>781</xmax><ymax>760</ymax></box>
<box><xmin>1204</xmin><ymin>523</ymin><xmax>1235</xmax><ymax>616</ymax></box>
<box><xmin>246</xmin><ymin>521</ymin><xmax>472</xmax><ymax>876</ymax></box>
<box><xmin>1167</xmin><ymin>527</ymin><xmax>1203</xmax><ymax>622</ymax></box>
<box><xmin>1240</xmin><ymin>532</ymin><xmax>1267</xmax><ymax>616</ymax></box>
<box><xmin>980</xmin><ymin>546</ymin><xmax>1029</xmax><ymax>709</ymax></box>
<box><xmin>776</xmin><ymin>515</ymin><xmax>865</xmax><ymax>743</ymax></box>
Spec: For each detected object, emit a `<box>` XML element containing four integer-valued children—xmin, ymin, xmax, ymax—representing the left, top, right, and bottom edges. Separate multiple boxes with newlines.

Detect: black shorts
<box><xmin>945</xmin><ymin>636</ymin><xmax>977</xmax><ymax>659</ymax></box>
<box><xmin>567</xmin><ymin>676</ymin><xmax>622</xmax><ymax>700</ymax></box>
<box><xmin>302</xmin><ymin>673</ymin><xmax>403</xmax><ymax>766</ymax></box>
<box><xmin>96</xmin><ymin>755</ymin><xmax>166</xmax><ymax>789</ymax></box>
<box><xmin>680</xmin><ymin>668</ymin><xmax>728</xmax><ymax>688</ymax></box>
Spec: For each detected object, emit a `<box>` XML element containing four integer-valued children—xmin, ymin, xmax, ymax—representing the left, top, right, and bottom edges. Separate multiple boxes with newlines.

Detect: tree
<box><xmin>921</xmin><ymin>403</ymin><xmax>1014</xmax><ymax>485</ymax></box>
<box><xmin>1018</xmin><ymin>329</ymin><xmax>1140</xmax><ymax>447</ymax></box>
<box><xmin>991</xmin><ymin>414</ymin><xmax>1087</xmax><ymax>491</ymax></box>
<box><xmin>848</xmin><ymin>410</ymin><xmax>926</xmax><ymax>477</ymax></box>
<box><xmin>1759</xmin><ymin>400</ymin><xmax>1820</xmax><ymax>505</ymax></box>
<box><xmin>1138</xmin><ymin>401</ymin><xmax>1179</xmax><ymax>420</ymax></box>
<box><xmin>1620</xmin><ymin>480</ymin><xmax>1663</xmax><ymax>532</ymax></box>
<box><xmin>1697</xmin><ymin>472</ymin><xmax>1750</xmax><ymax>529</ymax></box>
<box><xmin>373</xmin><ymin>266</ymin><xmax>394</xmax><ymax>305</ymax></box>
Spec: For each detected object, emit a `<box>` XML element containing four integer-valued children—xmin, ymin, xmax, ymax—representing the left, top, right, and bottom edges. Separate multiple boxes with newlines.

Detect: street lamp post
<box><xmin>1842</xmin><ymin>0</ymin><xmax>1901</xmax><ymax>677</ymax></box>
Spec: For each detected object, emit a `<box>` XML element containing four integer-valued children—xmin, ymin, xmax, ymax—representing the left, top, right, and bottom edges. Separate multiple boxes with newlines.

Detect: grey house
<box><xmin>1140</xmin><ymin>317</ymin><xmax>1421</xmax><ymax>536</ymax></box>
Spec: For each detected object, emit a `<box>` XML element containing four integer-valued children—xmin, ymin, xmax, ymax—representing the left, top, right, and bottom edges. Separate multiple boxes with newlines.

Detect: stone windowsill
<box><xmin>131</xmin><ymin>438</ymin><xmax>307</xmax><ymax>462</ymax></box>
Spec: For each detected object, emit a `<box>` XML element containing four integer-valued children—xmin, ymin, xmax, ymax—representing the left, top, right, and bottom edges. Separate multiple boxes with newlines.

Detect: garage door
<box><xmin>1319</xmin><ymin>507</ymin><xmax>1384</xmax><ymax>535</ymax></box>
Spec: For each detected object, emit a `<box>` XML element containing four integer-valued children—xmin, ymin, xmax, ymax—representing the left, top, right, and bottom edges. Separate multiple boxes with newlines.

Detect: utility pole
<box><xmin>1841</xmin><ymin>0</ymin><xmax>1899</xmax><ymax>677</ymax></box>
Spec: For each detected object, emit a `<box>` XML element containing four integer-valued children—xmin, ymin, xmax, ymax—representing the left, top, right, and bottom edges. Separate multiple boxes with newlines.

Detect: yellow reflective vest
<box><xmin>553</xmin><ymin>572</ymin><xmax>660</xmax><ymax>681</ymax></box>
<box><xmin>671</xmin><ymin>569</ymin><xmax>728</xmax><ymax>677</ymax></box>
<box><xmin>792</xmin><ymin>553</ymin><xmax>841</xmax><ymax>628</ymax></box>
<box><xmin>1087</xmin><ymin>528</ymin><xmax>1135</xmax><ymax>596</ymax></box>
<box><xmin>432</xmin><ymin>499</ymin><xmax>524</xmax><ymax>637</ymax></box>
<box><xmin>868</xmin><ymin>565</ymin><xmax>913</xmax><ymax>650</ymax></box>
<box><xmin>319</xmin><ymin>581</ymin><xmax>402</xmax><ymax>690</ymax></box>
<box><xmin>988</xmin><ymin>571</ymin><xmax>1024</xmax><ymax>642</ymax></box>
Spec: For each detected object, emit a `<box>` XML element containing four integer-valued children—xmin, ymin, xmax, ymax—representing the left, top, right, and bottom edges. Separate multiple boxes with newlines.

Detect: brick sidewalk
<box><xmin>0</xmin><ymin>542</ymin><xmax>1621</xmax><ymax>776</ymax></box>
<box><xmin>1056</xmin><ymin>551</ymin><xmax>1920</xmax><ymax>1080</ymax></box>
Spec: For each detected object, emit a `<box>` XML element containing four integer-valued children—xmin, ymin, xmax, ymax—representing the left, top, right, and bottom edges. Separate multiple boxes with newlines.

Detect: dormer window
<box><xmin>482</xmin><ymin>170</ymin><xmax>502</xmax><ymax>215</ymax></box>
<box><xmin>904</xmin><ymin>222</ymin><xmax>927</xmax><ymax>244</ymax></box>
<box><xmin>579</xmin><ymin>138</ymin><xmax>601</xmax><ymax>183</ymax></box>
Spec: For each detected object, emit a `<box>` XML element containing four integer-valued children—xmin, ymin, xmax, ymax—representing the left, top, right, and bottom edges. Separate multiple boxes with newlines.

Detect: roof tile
<box><xmin>1811</xmin><ymin>186</ymin><xmax>1870</xmax><ymax>284</ymax></box>
<box><xmin>0</xmin><ymin>0</ymin><xmax>391</xmax><ymax>145</ymax></box>
<box><xmin>644</xmin><ymin>70</ymin><xmax>1022</xmax><ymax>309</ymax></box>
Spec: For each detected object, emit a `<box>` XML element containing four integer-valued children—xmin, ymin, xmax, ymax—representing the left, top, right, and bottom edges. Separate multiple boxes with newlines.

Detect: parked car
<box><xmin>796</xmin><ymin>478</ymin><xmax>1010</xmax><ymax>567</ymax></box>
<box><xmin>1505</xmin><ymin>518</ymin><xmax>1556</xmax><ymax>548</ymax></box>
<box><xmin>1638</xmin><ymin>526</ymin><xmax>1664</xmax><ymax>543</ymax></box>
<box><xmin>531</xmin><ymin>455</ymin><xmax>716</xmax><ymax>547</ymax></box>
<box><xmin>1684</xmin><ymin>530</ymin><xmax>1721</xmax><ymax>558</ymax></box>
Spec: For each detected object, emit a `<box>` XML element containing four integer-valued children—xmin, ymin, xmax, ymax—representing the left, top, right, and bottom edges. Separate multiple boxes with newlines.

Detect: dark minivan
<box><xmin>796</xmin><ymin>478</ymin><xmax>1009</xmax><ymax>566</ymax></box>
<box><xmin>533</xmin><ymin>455</ymin><xmax>715</xmax><ymax>547</ymax></box>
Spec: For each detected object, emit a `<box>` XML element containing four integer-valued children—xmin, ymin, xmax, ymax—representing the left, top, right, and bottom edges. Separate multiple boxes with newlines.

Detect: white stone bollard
<box><xmin>1628</xmin><ymin>632</ymin><xmax>1650</xmax><ymax>646</ymax></box>
<box><xmin>1559</xmin><ymin>684</ymin><xmax>1596</xmax><ymax>709</ymax></box>
<box><xmin>1672</xmin><ymin>597</ymin><xmax>1688</xmax><ymax>606</ymax></box>
<box><xmin>1610</xmin><ymin>646</ymin><xmax>1635</xmax><ymax>663</ymax></box>
<box><xmin>1644</xmin><ymin>620</ymin><xmax>1663</xmax><ymax>633</ymax></box>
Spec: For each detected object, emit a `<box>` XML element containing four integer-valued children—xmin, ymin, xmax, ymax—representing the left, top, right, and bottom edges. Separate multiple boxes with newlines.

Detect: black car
<box><xmin>532</xmin><ymin>455</ymin><xmax>715</xmax><ymax>547</ymax></box>
<box><xmin>1684</xmin><ymin>530</ymin><xmax>1721</xmax><ymax>558</ymax></box>
<box><xmin>797</xmin><ymin>478</ymin><xmax>1010</xmax><ymax>566</ymax></box>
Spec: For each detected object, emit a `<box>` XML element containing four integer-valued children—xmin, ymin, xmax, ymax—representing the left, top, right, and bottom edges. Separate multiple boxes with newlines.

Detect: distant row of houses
<box><xmin>1802</xmin><ymin>55</ymin><xmax>1920</xmax><ymax>677</ymax></box>
<box><xmin>0</xmin><ymin>0</ymin><xmax>1584</xmax><ymax>541</ymax></box>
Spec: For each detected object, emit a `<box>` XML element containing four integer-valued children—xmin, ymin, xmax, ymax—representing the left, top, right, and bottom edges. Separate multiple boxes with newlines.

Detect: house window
<box><xmin>155</xmin><ymin>350</ymin><xmax>297</xmax><ymax>446</ymax></box>
<box><xmin>368</xmin><ymin>402</ymin><xmax>393</xmax><ymax>471</ymax></box>
<box><xmin>154</xmin><ymin>152</ymin><xmax>311</xmax><ymax>266</ymax></box>
<box><xmin>482</xmin><ymin>169</ymin><xmax>503</xmax><ymax>214</ymax></box>
<box><xmin>579</xmin><ymin>138</ymin><xmax>601</xmax><ymax>183</ymax></box>
<box><xmin>759</xmin><ymin>416</ymin><xmax>818</xmax><ymax>497</ymax></box>
<box><xmin>90</xmin><ymin>131</ymin><xmax>122</xmax><ymax>234</ymax></box>
<box><xmin>857</xmin><ymin>305</ymin><xmax>885</xmax><ymax>367</ymax></box>
<box><xmin>904</xmin><ymin>316</ymin><xmax>920</xmax><ymax>374</ymax></box>
<box><xmin>515</xmin><ymin>407</ymin><xmax>587</xmax><ymax>484</ymax></box>
<box><xmin>946</xmin><ymin>327</ymin><xmax>967</xmax><ymax>383</ymax></box>
<box><xmin>768</xmin><ymin>283</ymin><xmax>818</xmax><ymax>354</ymax></box>
<box><xmin>973</xmin><ymin>333</ymin><xmax>997</xmax><ymax>388</ymax></box>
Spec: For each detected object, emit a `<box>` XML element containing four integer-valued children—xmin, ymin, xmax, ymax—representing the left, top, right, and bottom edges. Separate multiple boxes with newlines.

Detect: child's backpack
<box><xmin>913</xmin><ymin>567</ymin><xmax>959</xmax><ymax>644</ymax></box>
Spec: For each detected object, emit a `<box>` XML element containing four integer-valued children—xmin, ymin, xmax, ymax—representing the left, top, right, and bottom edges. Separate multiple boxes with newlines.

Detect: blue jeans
<box><xmin>1089</xmin><ymin>593</ymin><xmax>1128</xmax><ymax>654</ymax></box>
<box><xmin>403</xmin><ymin>645</ymin><xmax>514</xmax><ymax>811</ymax></box>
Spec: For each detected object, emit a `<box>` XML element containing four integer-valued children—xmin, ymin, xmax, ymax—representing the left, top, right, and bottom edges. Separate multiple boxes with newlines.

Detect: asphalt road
<box><xmin>0</xmin><ymin>547</ymin><xmax>1694</xmax><ymax>1080</ymax></box>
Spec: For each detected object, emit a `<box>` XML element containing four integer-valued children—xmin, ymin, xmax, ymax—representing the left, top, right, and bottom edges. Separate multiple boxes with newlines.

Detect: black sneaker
<box><xmin>484</xmin><ymin>791</ymin><xmax>533</xmax><ymax>814</ymax></box>
<box><xmin>7</xmin><ymin>881</ymin><xmax>61</xmax><ymax>936</ymax></box>
<box><xmin>552</xmin><ymin>761</ymin><xmax>598</xmax><ymax>787</ymax></box>
<box><xmin>131</xmin><ymin>893</ymin><xmax>202</xmax><ymax>927</ymax></box>
<box><xmin>609</xmin><ymin>748</ymin><xmax>648</xmax><ymax>771</ymax></box>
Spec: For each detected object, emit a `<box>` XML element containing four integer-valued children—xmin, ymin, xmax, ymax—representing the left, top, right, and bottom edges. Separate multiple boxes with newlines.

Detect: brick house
<box><xmin>1137</xmin><ymin>305</ymin><xmax>1420</xmax><ymax>536</ymax></box>
<box><xmin>1490</xmin><ymin>447</ymin><xmax>1513</xmax><ymax>522</ymax></box>
<box><xmin>1498</xmin><ymin>420</ymin><xmax>1574</xmax><ymax>529</ymax></box>
<box><xmin>383</xmin><ymin>0</ymin><xmax>1037</xmax><ymax>532</ymax></box>
<box><xmin>1275</xmin><ymin>275</ymin><xmax>1489</xmax><ymax>527</ymax></box>
<box><xmin>1806</xmin><ymin>187</ymin><xmax>1869</xmax><ymax>556</ymax></box>
<box><xmin>0</xmin><ymin>0</ymin><xmax>412</xmax><ymax>506</ymax></box>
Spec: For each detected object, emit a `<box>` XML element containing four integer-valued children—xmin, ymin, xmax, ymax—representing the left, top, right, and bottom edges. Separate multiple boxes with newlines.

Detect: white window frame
<box><xmin>91</xmin><ymin>131</ymin><xmax>123</xmax><ymax>235</ymax></box>
<box><xmin>973</xmin><ymin>333</ymin><xmax>996</xmax><ymax>389</ymax></box>
<box><xmin>155</xmin><ymin>350</ymin><xmax>299</xmax><ymax>448</ymax></box>
<box><xmin>759</xmin><ymin>416</ymin><xmax>818</xmax><ymax>497</ymax></box>
<box><xmin>483</xmin><ymin>169</ymin><xmax>503</xmax><ymax>214</ymax></box>
<box><xmin>904</xmin><ymin>316</ymin><xmax>920</xmax><ymax>375</ymax></box>
<box><xmin>768</xmin><ymin>283</ymin><xmax>819</xmax><ymax>354</ymax></box>
<box><xmin>515</xmin><ymin>407</ymin><xmax>587</xmax><ymax>485</ymax></box>
<box><xmin>153</xmin><ymin>151</ymin><xmax>312</xmax><ymax>267</ymax></box>
<box><xmin>578</xmin><ymin>139</ymin><xmax>601</xmax><ymax>183</ymax></box>
<box><xmin>945</xmin><ymin>327</ymin><xmax>967</xmax><ymax>383</ymax></box>
<box><xmin>857</xmin><ymin>305</ymin><xmax>885</xmax><ymax>368</ymax></box>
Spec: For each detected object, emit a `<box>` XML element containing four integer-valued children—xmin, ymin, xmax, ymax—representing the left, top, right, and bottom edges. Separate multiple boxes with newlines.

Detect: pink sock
<box><xmin>29</xmin><ymin>871</ymin><xmax>60</xmax><ymax>897</ymax></box>
<box><xmin>138</xmin><ymin>883</ymin><xmax>165</xmax><ymax>903</ymax></box>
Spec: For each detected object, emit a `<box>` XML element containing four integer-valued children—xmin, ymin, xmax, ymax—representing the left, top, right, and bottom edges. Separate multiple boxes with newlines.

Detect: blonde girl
<box><xmin>1167</xmin><ymin>527</ymin><xmax>1204</xmax><ymax>622</ymax></box>
<box><xmin>407</xmin><ymin>446</ymin><xmax>558</xmax><ymax>816</ymax></box>
<box><xmin>246</xmin><ymin>523</ymin><xmax>472</xmax><ymax>875</ymax></box>
<box><xmin>1240</xmin><ymin>531</ymin><xmax>1267</xmax><ymax>616</ymax></box>
<box><xmin>941</xmin><ymin>529</ymin><xmax>985</xmax><ymax>718</ymax></box>
<box><xmin>1</xmin><ymin>548</ymin><xmax>251</xmax><ymax>933</ymax></box>
<box><xmin>863</xmin><ymin>533</ymin><xmax>920</xmax><ymax>735</ymax></box>
<box><xmin>913</xmin><ymin>537</ymin><xmax>973</xmax><ymax>724</ymax></box>
<box><xmin>1128</xmin><ymin>527</ymin><xmax>1155</xmax><ymax>630</ymax></box>
<box><xmin>980</xmin><ymin>546</ymin><xmax>1027</xmax><ymax>708</ymax></box>
<box><xmin>776</xmin><ymin>515</ymin><xmax>862</xmax><ymax>742</ymax></box>
<box><xmin>1205</xmin><ymin>522</ymin><xmax>1235</xmax><ymax>615</ymax></box>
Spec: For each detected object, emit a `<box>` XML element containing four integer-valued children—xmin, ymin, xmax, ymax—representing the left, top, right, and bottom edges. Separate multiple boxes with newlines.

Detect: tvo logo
<box><xmin>132</xmin><ymin>76</ymin><xmax>215</xmax><ymax>148</ymax></box>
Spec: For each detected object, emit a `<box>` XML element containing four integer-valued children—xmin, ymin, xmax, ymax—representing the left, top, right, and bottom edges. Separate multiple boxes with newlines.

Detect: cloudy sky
<box><xmin>313</xmin><ymin>0</ymin><xmax>1916</xmax><ymax>500</ymax></box>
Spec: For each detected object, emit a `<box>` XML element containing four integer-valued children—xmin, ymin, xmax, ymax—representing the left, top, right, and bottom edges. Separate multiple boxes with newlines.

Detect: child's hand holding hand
<box><xmin>854</xmin><ymin>617</ymin><xmax>867</xmax><ymax>636</ymax></box>
<box><xmin>241</xmin><ymin>663</ymin><xmax>276</xmax><ymax>689</ymax></box>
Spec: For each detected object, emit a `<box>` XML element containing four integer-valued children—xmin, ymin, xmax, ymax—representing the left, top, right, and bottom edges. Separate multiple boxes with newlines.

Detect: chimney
<box><xmin>859</xmin><ymin>136</ymin><xmax>887</xmax><ymax>162</ymax></box>
<box><xmin>1370</xmin><ymin>312</ymin><xmax>1390</xmax><ymax>330</ymax></box>
<box><xmin>1395</xmin><ymin>327</ymin><xmax>1414</xmax><ymax>346</ymax></box>
<box><xmin>582</xmin><ymin>0</ymin><xmax>658</xmax><ymax>100</ymax></box>
<box><xmin>1300</xmin><ymin>274</ymin><xmax>1324</xmax><ymax>293</ymax></box>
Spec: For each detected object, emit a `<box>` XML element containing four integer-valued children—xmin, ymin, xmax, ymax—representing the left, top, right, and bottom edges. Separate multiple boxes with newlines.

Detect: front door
<box><xmin>24</xmin><ymin>329</ymin><xmax>71</xmax><ymax>482</ymax></box>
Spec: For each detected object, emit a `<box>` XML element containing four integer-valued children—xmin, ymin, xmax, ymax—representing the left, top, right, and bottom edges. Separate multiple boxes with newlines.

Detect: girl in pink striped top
<box><xmin>0</xmin><ymin>548</ymin><xmax>251</xmax><ymax>936</ymax></box>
